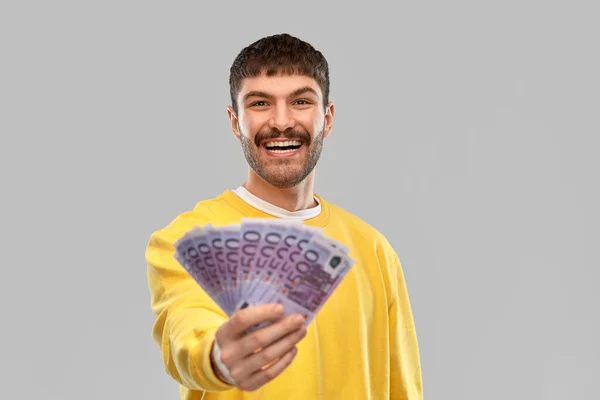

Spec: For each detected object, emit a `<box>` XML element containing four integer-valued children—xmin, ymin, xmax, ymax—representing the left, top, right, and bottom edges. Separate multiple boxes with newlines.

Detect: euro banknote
<box><xmin>173</xmin><ymin>217</ymin><xmax>354</xmax><ymax>329</ymax></box>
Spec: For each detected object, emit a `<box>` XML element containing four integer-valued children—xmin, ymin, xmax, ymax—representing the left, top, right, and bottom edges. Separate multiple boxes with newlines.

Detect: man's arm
<box><xmin>145</xmin><ymin>218</ymin><xmax>234</xmax><ymax>392</ymax></box>
<box><xmin>384</xmin><ymin>244</ymin><xmax>423</xmax><ymax>400</ymax></box>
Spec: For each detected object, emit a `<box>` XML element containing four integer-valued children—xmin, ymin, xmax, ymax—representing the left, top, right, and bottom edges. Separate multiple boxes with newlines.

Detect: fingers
<box><xmin>227</xmin><ymin>321</ymin><xmax>306</xmax><ymax>383</ymax></box>
<box><xmin>236</xmin><ymin>347</ymin><xmax>299</xmax><ymax>392</ymax></box>
<box><xmin>222</xmin><ymin>303</ymin><xmax>285</xmax><ymax>338</ymax></box>
<box><xmin>242</xmin><ymin>323</ymin><xmax>307</xmax><ymax>375</ymax></box>
<box><xmin>214</xmin><ymin>305</ymin><xmax>307</xmax><ymax>392</ymax></box>
<box><xmin>236</xmin><ymin>313</ymin><xmax>305</xmax><ymax>357</ymax></box>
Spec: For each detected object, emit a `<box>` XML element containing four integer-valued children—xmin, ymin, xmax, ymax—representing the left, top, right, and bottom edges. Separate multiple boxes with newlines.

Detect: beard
<box><xmin>239</xmin><ymin>121</ymin><xmax>325</xmax><ymax>189</ymax></box>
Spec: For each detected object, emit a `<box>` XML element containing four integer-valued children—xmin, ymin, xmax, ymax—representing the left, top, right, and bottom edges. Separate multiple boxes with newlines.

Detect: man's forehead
<box><xmin>238</xmin><ymin>73</ymin><xmax>322</xmax><ymax>99</ymax></box>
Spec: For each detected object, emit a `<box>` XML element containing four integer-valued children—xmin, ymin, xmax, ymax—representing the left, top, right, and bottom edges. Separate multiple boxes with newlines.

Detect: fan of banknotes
<box><xmin>173</xmin><ymin>218</ymin><xmax>354</xmax><ymax>329</ymax></box>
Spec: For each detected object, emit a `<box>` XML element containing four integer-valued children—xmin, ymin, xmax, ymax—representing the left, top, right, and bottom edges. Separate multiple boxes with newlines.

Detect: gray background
<box><xmin>1</xmin><ymin>1</ymin><xmax>598</xmax><ymax>399</ymax></box>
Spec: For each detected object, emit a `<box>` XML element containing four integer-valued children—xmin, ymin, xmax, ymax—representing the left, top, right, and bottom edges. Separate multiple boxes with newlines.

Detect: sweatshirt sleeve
<box><xmin>145</xmin><ymin>219</ymin><xmax>234</xmax><ymax>392</ymax></box>
<box><xmin>386</xmin><ymin>247</ymin><xmax>424</xmax><ymax>400</ymax></box>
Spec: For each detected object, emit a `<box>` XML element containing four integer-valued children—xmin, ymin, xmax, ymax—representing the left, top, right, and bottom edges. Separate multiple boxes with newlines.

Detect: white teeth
<box><xmin>265</xmin><ymin>140</ymin><xmax>302</xmax><ymax>148</ymax></box>
<box><xmin>268</xmin><ymin>148</ymin><xmax>298</xmax><ymax>153</ymax></box>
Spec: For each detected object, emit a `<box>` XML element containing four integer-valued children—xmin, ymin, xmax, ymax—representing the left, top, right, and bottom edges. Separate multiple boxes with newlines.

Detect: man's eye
<box><xmin>295</xmin><ymin>99</ymin><xmax>310</xmax><ymax>105</ymax></box>
<box><xmin>251</xmin><ymin>101</ymin><xmax>268</xmax><ymax>107</ymax></box>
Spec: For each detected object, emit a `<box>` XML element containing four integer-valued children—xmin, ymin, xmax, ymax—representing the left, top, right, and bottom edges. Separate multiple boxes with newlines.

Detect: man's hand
<box><xmin>211</xmin><ymin>303</ymin><xmax>307</xmax><ymax>391</ymax></box>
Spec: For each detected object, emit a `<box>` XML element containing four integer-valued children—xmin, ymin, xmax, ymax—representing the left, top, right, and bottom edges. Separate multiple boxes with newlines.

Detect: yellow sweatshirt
<box><xmin>145</xmin><ymin>189</ymin><xmax>423</xmax><ymax>400</ymax></box>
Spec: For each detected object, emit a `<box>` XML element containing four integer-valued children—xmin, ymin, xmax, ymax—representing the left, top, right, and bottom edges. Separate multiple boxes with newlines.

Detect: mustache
<box><xmin>254</xmin><ymin>129</ymin><xmax>311</xmax><ymax>146</ymax></box>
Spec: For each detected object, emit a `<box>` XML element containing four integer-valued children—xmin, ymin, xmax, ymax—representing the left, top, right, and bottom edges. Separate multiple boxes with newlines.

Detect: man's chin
<box><xmin>256</xmin><ymin>167</ymin><xmax>309</xmax><ymax>188</ymax></box>
<box><xmin>257</xmin><ymin>155</ymin><xmax>306</xmax><ymax>169</ymax></box>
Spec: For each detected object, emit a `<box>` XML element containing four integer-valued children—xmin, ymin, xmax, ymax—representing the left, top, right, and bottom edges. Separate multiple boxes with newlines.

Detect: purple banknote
<box><xmin>172</xmin><ymin>218</ymin><xmax>355</xmax><ymax>328</ymax></box>
<box><xmin>174</xmin><ymin>225</ymin><xmax>228</xmax><ymax>311</ymax></box>
<box><xmin>270</xmin><ymin>234</ymin><xmax>353</xmax><ymax>325</ymax></box>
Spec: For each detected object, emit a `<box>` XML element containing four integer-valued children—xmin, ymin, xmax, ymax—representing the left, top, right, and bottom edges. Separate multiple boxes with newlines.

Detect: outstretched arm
<box><xmin>145</xmin><ymin>218</ymin><xmax>234</xmax><ymax>392</ymax></box>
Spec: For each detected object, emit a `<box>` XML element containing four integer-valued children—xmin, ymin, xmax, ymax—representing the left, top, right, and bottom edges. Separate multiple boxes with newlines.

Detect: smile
<box><xmin>263</xmin><ymin>140</ymin><xmax>303</xmax><ymax>156</ymax></box>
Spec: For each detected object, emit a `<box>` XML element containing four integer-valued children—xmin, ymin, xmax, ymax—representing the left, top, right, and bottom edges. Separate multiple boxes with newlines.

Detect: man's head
<box><xmin>227</xmin><ymin>33</ymin><xmax>334</xmax><ymax>189</ymax></box>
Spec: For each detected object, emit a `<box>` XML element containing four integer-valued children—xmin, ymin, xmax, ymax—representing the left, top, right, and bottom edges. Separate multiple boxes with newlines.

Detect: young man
<box><xmin>145</xmin><ymin>33</ymin><xmax>423</xmax><ymax>399</ymax></box>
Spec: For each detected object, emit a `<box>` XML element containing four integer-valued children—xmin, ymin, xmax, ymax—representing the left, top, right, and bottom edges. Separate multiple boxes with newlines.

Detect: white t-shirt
<box><xmin>231</xmin><ymin>185</ymin><xmax>321</xmax><ymax>220</ymax></box>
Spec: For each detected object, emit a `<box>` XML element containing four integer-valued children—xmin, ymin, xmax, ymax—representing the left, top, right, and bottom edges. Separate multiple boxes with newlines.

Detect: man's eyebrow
<box><xmin>291</xmin><ymin>86</ymin><xmax>319</xmax><ymax>97</ymax></box>
<box><xmin>242</xmin><ymin>86</ymin><xmax>319</xmax><ymax>102</ymax></box>
<box><xmin>242</xmin><ymin>91</ymin><xmax>273</xmax><ymax>102</ymax></box>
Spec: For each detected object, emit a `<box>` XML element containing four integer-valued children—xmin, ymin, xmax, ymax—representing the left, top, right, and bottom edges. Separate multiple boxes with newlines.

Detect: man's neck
<box><xmin>243</xmin><ymin>170</ymin><xmax>317</xmax><ymax>212</ymax></box>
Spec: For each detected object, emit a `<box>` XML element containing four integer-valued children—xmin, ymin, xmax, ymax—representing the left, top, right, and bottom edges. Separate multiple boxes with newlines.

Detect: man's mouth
<box><xmin>263</xmin><ymin>140</ymin><xmax>303</xmax><ymax>154</ymax></box>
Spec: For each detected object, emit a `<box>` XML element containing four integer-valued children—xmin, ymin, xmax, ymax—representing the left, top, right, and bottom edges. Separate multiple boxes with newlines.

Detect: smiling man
<box><xmin>145</xmin><ymin>33</ymin><xmax>423</xmax><ymax>400</ymax></box>
<box><xmin>236</xmin><ymin>79</ymin><xmax>326</xmax><ymax>194</ymax></box>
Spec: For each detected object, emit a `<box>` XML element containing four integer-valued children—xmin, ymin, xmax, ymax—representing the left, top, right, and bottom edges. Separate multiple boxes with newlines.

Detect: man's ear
<box><xmin>226</xmin><ymin>106</ymin><xmax>241</xmax><ymax>141</ymax></box>
<box><xmin>323</xmin><ymin>101</ymin><xmax>335</xmax><ymax>138</ymax></box>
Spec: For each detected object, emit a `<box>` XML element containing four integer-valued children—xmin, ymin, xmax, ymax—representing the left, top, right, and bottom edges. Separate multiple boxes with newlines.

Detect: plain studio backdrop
<box><xmin>0</xmin><ymin>1</ymin><xmax>598</xmax><ymax>399</ymax></box>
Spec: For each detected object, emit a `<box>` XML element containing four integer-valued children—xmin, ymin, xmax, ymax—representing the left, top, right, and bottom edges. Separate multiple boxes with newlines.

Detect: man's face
<box><xmin>228</xmin><ymin>73</ymin><xmax>334</xmax><ymax>189</ymax></box>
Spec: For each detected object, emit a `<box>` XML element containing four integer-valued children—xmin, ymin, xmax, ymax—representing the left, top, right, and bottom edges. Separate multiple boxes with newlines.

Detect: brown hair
<box><xmin>229</xmin><ymin>33</ymin><xmax>330</xmax><ymax>114</ymax></box>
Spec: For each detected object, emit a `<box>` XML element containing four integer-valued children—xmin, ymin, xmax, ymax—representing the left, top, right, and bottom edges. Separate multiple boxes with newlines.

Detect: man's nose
<box><xmin>268</xmin><ymin>104</ymin><xmax>295</xmax><ymax>132</ymax></box>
